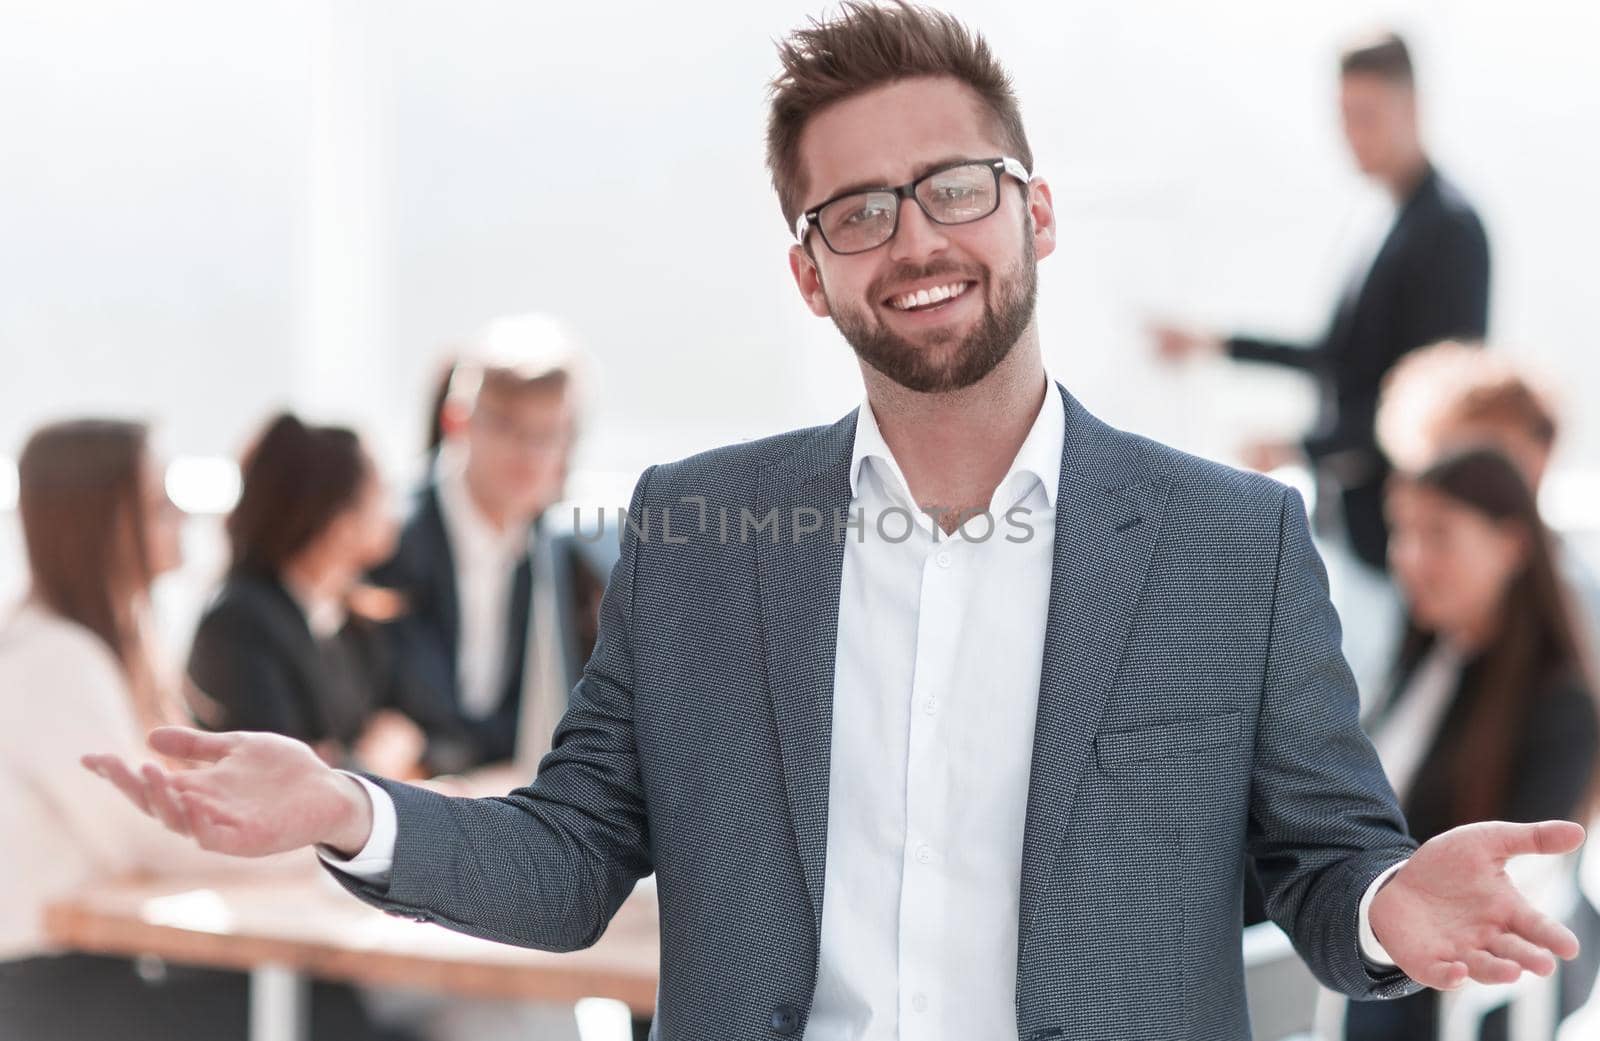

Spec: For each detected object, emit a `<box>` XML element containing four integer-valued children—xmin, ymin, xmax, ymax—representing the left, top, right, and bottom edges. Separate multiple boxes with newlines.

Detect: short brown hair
<box><xmin>765</xmin><ymin>1</ymin><xmax>1033</xmax><ymax>232</ymax></box>
<box><xmin>1340</xmin><ymin>31</ymin><xmax>1414</xmax><ymax>86</ymax></box>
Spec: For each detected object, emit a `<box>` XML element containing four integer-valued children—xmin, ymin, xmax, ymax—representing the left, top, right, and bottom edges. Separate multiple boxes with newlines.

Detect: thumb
<box><xmin>1480</xmin><ymin>819</ymin><xmax>1586</xmax><ymax>862</ymax></box>
<box><xmin>148</xmin><ymin>726</ymin><xmax>241</xmax><ymax>764</ymax></box>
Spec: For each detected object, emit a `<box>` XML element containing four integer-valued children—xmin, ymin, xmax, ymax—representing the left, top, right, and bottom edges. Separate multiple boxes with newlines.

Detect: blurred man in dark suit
<box><xmin>374</xmin><ymin>316</ymin><xmax>610</xmax><ymax>775</ymax></box>
<box><xmin>1155</xmin><ymin>31</ymin><xmax>1490</xmax><ymax>573</ymax></box>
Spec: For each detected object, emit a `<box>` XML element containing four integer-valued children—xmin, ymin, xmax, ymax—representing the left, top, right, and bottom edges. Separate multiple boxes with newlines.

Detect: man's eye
<box><xmin>841</xmin><ymin>205</ymin><xmax>890</xmax><ymax>226</ymax></box>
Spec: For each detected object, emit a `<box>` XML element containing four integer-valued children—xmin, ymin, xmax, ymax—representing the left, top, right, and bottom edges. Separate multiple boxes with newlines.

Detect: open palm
<box><xmin>82</xmin><ymin>726</ymin><xmax>369</xmax><ymax>858</ymax></box>
<box><xmin>1370</xmin><ymin>820</ymin><xmax>1585</xmax><ymax>989</ymax></box>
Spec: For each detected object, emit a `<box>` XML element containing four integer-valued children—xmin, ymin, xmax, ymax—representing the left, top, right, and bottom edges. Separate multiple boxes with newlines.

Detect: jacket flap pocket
<box><xmin>1096</xmin><ymin>710</ymin><xmax>1241</xmax><ymax>770</ymax></box>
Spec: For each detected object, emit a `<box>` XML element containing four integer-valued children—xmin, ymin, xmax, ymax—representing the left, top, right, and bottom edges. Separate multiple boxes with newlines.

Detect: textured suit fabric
<box><xmin>1228</xmin><ymin>163</ymin><xmax>1491</xmax><ymax>570</ymax></box>
<box><xmin>327</xmin><ymin>385</ymin><xmax>1422</xmax><ymax>1040</ymax></box>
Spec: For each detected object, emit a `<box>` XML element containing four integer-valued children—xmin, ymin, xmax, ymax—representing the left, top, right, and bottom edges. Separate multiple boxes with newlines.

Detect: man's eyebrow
<box><xmin>813</xmin><ymin>154</ymin><xmax>977</xmax><ymax>206</ymax></box>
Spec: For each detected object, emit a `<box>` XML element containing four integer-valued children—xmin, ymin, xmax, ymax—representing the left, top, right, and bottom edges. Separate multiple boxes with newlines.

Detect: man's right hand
<box><xmin>82</xmin><ymin>726</ymin><xmax>374</xmax><ymax>859</ymax></box>
<box><xmin>1149</xmin><ymin>322</ymin><xmax>1224</xmax><ymax>363</ymax></box>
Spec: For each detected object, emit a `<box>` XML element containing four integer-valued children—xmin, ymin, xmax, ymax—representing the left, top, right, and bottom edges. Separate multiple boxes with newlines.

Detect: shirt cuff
<box><xmin>315</xmin><ymin>771</ymin><xmax>397</xmax><ymax>884</ymax></box>
<box><xmin>1358</xmin><ymin>859</ymin><xmax>1408</xmax><ymax>968</ymax></box>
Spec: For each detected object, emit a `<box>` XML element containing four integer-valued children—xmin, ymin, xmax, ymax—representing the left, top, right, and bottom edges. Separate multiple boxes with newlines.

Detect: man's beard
<box><xmin>826</xmin><ymin>225</ymin><xmax>1037</xmax><ymax>394</ymax></box>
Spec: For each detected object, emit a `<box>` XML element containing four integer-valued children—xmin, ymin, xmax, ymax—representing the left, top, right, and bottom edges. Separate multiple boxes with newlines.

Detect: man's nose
<box><xmin>888</xmin><ymin>196</ymin><xmax>949</xmax><ymax>264</ymax></box>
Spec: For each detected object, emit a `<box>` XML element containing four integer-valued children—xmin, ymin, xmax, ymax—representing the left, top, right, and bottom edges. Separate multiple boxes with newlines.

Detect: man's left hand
<box><xmin>1369</xmin><ymin>820</ymin><xmax>1586</xmax><ymax>989</ymax></box>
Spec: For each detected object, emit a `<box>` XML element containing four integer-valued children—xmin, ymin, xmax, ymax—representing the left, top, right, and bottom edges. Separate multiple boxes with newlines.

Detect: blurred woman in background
<box><xmin>0</xmin><ymin>419</ymin><xmax>395</xmax><ymax>1040</ymax></box>
<box><xmin>187</xmin><ymin>413</ymin><xmax>427</xmax><ymax>778</ymax></box>
<box><xmin>1346</xmin><ymin>447</ymin><xmax>1600</xmax><ymax>1041</ymax></box>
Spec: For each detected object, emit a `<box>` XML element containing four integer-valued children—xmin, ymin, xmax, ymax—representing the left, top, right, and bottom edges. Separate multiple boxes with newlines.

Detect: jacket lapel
<box><xmin>1017</xmin><ymin>387</ymin><xmax>1172</xmax><ymax>958</ymax></box>
<box><xmin>755</xmin><ymin>410</ymin><xmax>858</xmax><ymax>941</ymax></box>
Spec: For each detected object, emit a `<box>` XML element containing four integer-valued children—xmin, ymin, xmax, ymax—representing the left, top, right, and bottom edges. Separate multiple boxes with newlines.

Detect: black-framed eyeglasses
<box><xmin>794</xmin><ymin>155</ymin><xmax>1030</xmax><ymax>256</ymax></box>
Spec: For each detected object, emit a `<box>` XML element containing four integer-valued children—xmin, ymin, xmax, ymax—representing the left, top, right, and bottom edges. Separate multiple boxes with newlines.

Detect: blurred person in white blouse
<box><xmin>0</xmin><ymin>418</ymin><xmax>404</xmax><ymax>1041</ymax></box>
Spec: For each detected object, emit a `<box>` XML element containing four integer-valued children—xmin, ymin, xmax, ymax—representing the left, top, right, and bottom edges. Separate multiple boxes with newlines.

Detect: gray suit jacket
<box><xmin>329</xmin><ymin>384</ymin><xmax>1423</xmax><ymax>1039</ymax></box>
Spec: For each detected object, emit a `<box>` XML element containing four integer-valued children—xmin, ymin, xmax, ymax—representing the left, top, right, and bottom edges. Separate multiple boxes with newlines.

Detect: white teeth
<box><xmin>891</xmin><ymin>281</ymin><xmax>970</xmax><ymax>311</ymax></box>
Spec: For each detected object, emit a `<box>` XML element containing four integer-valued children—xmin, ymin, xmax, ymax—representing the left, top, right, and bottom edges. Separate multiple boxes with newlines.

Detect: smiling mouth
<box><xmin>883</xmin><ymin>280</ymin><xmax>976</xmax><ymax>313</ymax></box>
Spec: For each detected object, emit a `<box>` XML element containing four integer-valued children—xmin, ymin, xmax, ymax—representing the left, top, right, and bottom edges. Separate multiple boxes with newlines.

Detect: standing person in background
<box><xmin>1154</xmin><ymin>31</ymin><xmax>1491</xmax><ymax>573</ymax></box>
<box><xmin>0</xmin><ymin>419</ymin><xmax>394</xmax><ymax>1041</ymax></box>
<box><xmin>187</xmin><ymin>413</ymin><xmax>428</xmax><ymax>779</ymax></box>
<box><xmin>374</xmin><ymin>315</ymin><xmax>606</xmax><ymax>774</ymax></box>
<box><xmin>1350</xmin><ymin>447</ymin><xmax>1600</xmax><ymax>1040</ymax></box>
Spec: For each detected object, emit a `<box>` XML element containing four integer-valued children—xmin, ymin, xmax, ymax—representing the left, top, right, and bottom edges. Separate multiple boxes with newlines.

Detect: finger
<box><xmin>1415</xmin><ymin>959</ymin><xmax>1470</xmax><ymax>990</ymax></box>
<box><xmin>1488</xmin><ymin>933</ymin><xmax>1558</xmax><ymax>977</ymax></box>
<box><xmin>1510</xmin><ymin>904</ymin><xmax>1581</xmax><ymax>961</ymax></box>
<box><xmin>141</xmin><ymin>763</ymin><xmax>193</xmax><ymax>837</ymax></box>
<box><xmin>1480</xmin><ymin>819</ymin><xmax>1586</xmax><ymax>862</ymax></box>
<box><xmin>1463</xmin><ymin>950</ymin><xmax>1524</xmax><ymax>986</ymax></box>
<box><xmin>148</xmin><ymin>726</ymin><xmax>240</xmax><ymax>764</ymax></box>
<box><xmin>183</xmin><ymin>793</ymin><xmax>241</xmax><ymax>853</ymax></box>
<box><xmin>83</xmin><ymin>755</ymin><xmax>154</xmax><ymax>815</ymax></box>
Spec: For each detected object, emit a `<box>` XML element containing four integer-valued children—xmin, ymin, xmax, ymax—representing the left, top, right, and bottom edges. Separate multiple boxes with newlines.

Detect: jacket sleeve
<box><xmin>1227</xmin><ymin>335</ymin><xmax>1322</xmax><ymax>372</ymax></box>
<box><xmin>1247</xmin><ymin>486</ymin><xmax>1424</xmax><ymax>1000</ymax></box>
<box><xmin>322</xmin><ymin>466</ymin><xmax>658</xmax><ymax>953</ymax></box>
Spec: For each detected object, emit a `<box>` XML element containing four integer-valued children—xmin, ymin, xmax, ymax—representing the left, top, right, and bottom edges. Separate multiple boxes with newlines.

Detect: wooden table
<box><xmin>43</xmin><ymin>865</ymin><xmax>660</xmax><ymax>1041</ymax></box>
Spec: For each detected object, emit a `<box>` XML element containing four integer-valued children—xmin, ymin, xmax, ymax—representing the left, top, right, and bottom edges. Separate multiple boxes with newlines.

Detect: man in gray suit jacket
<box><xmin>86</xmin><ymin>4</ymin><xmax>1584</xmax><ymax>1039</ymax></box>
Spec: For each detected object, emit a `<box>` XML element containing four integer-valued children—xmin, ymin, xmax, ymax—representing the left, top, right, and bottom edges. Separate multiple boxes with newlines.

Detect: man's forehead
<box><xmin>797</xmin><ymin>77</ymin><xmax>1004</xmax><ymax>205</ymax></box>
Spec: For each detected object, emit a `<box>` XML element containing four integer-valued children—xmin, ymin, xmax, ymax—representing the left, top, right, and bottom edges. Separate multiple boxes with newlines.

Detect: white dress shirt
<box><xmin>323</xmin><ymin>377</ymin><xmax>1403</xmax><ymax>1019</ymax></box>
<box><xmin>803</xmin><ymin>377</ymin><xmax>1062</xmax><ymax>1040</ymax></box>
<box><xmin>435</xmin><ymin>451</ymin><xmax>532</xmax><ymax>720</ymax></box>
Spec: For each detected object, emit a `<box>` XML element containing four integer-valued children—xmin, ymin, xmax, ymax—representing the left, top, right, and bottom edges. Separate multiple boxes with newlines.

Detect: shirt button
<box><xmin>922</xmin><ymin>697</ymin><xmax>937</xmax><ymax>715</ymax></box>
<box><xmin>935</xmin><ymin>551</ymin><xmax>952</xmax><ymax>568</ymax></box>
<box><xmin>912</xmin><ymin>993</ymin><xmax>929</xmax><ymax>1013</ymax></box>
<box><xmin>915</xmin><ymin>843</ymin><xmax>933</xmax><ymax>864</ymax></box>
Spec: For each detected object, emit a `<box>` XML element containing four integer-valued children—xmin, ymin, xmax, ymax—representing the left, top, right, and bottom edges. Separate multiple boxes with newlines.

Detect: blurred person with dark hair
<box><xmin>187</xmin><ymin>413</ymin><xmax>428</xmax><ymax>779</ymax></box>
<box><xmin>0</xmin><ymin>420</ymin><xmax>391</xmax><ymax>1041</ymax></box>
<box><xmin>1344</xmin><ymin>447</ymin><xmax>1600</xmax><ymax>1040</ymax></box>
<box><xmin>373</xmin><ymin>315</ymin><xmax>608</xmax><ymax>774</ymax></box>
<box><xmin>1378</xmin><ymin>341</ymin><xmax>1600</xmax><ymax>1018</ymax></box>
<box><xmin>1154</xmin><ymin>30</ymin><xmax>1491</xmax><ymax>574</ymax></box>
<box><xmin>1378</xmin><ymin>340</ymin><xmax>1600</xmax><ymax>634</ymax></box>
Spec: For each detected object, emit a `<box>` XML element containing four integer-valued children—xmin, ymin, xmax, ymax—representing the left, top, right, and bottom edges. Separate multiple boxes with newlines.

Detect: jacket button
<box><xmin>769</xmin><ymin>1003</ymin><xmax>801</xmax><ymax>1035</ymax></box>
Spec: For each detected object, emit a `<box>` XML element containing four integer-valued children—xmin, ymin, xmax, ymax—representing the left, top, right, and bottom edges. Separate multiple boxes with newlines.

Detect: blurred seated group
<box><xmin>3</xmin><ymin>312</ymin><xmax>1600</xmax><ymax>1041</ymax></box>
<box><xmin>1341</xmin><ymin>342</ymin><xmax>1600</xmax><ymax>1040</ymax></box>
<box><xmin>0</xmin><ymin>316</ymin><xmax>615</xmax><ymax>1041</ymax></box>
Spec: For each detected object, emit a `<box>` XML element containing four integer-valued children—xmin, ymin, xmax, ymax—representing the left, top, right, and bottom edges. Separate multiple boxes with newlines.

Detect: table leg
<box><xmin>250</xmin><ymin>963</ymin><xmax>308</xmax><ymax>1041</ymax></box>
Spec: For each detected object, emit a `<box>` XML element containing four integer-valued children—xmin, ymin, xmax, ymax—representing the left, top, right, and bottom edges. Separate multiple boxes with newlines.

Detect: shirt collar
<box><xmin>848</xmin><ymin>373</ymin><xmax>1064</xmax><ymax>511</ymax></box>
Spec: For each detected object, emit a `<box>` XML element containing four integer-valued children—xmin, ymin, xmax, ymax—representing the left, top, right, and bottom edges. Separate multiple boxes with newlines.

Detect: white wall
<box><xmin>2</xmin><ymin>0</ymin><xmax>1597</xmax><ymax>492</ymax></box>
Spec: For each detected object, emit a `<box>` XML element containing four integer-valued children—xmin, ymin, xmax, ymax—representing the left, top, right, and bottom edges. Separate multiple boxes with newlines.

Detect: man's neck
<box><xmin>861</xmin><ymin>329</ymin><xmax>1049</xmax><ymax>531</ymax></box>
<box><xmin>462</xmin><ymin>465</ymin><xmax>512</xmax><ymax>534</ymax></box>
<box><xmin>1383</xmin><ymin>150</ymin><xmax>1430</xmax><ymax>202</ymax></box>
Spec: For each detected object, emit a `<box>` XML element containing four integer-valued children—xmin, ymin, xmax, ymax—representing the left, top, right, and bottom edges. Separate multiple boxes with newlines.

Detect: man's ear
<box><xmin>438</xmin><ymin>398</ymin><xmax>472</xmax><ymax>440</ymax></box>
<box><xmin>788</xmin><ymin>243</ymin><xmax>832</xmax><ymax>318</ymax></box>
<box><xmin>1026</xmin><ymin>177</ymin><xmax>1058</xmax><ymax>262</ymax></box>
